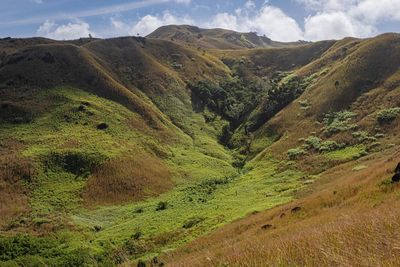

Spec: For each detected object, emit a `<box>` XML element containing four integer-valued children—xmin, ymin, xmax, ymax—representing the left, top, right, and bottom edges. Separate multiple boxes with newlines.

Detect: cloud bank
<box><xmin>36</xmin><ymin>0</ymin><xmax>400</xmax><ymax>41</ymax></box>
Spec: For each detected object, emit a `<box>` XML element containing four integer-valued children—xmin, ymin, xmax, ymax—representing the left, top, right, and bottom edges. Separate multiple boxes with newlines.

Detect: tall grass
<box><xmin>84</xmin><ymin>153</ymin><xmax>173</xmax><ymax>205</ymax></box>
<box><xmin>0</xmin><ymin>155</ymin><xmax>33</xmax><ymax>227</ymax></box>
<box><xmin>164</xmin><ymin>150</ymin><xmax>400</xmax><ymax>266</ymax></box>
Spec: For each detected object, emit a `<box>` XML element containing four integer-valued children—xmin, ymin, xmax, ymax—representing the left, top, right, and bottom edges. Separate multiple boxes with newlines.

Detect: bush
<box><xmin>182</xmin><ymin>216</ymin><xmax>205</xmax><ymax>229</ymax></box>
<box><xmin>304</xmin><ymin>136</ymin><xmax>322</xmax><ymax>150</ymax></box>
<box><xmin>155</xmin><ymin>201</ymin><xmax>168</xmax><ymax>211</ymax></box>
<box><xmin>44</xmin><ymin>151</ymin><xmax>105</xmax><ymax>176</ymax></box>
<box><xmin>298</xmin><ymin>99</ymin><xmax>310</xmax><ymax>110</ymax></box>
<box><xmin>318</xmin><ymin>141</ymin><xmax>342</xmax><ymax>152</ymax></box>
<box><xmin>377</xmin><ymin>107</ymin><xmax>400</xmax><ymax>124</ymax></box>
<box><xmin>287</xmin><ymin>148</ymin><xmax>306</xmax><ymax>160</ymax></box>
<box><xmin>352</xmin><ymin>131</ymin><xmax>377</xmax><ymax>143</ymax></box>
<box><xmin>322</xmin><ymin>110</ymin><xmax>357</xmax><ymax>136</ymax></box>
<box><xmin>0</xmin><ymin>234</ymin><xmax>94</xmax><ymax>265</ymax></box>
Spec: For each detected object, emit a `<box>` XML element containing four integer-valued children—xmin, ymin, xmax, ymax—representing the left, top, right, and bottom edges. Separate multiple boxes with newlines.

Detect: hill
<box><xmin>0</xmin><ymin>30</ymin><xmax>399</xmax><ymax>266</ymax></box>
<box><xmin>147</xmin><ymin>25</ymin><xmax>307</xmax><ymax>49</ymax></box>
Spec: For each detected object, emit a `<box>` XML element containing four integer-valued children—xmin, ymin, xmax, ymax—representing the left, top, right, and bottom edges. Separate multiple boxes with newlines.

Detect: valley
<box><xmin>0</xmin><ymin>27</ymin><xmax>399</xmax><ymax>266</ymax></box>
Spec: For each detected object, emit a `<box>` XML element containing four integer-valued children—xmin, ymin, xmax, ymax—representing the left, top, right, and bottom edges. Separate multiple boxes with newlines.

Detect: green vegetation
<box><xmin>0</xmin><ymin>86</ymin><xmax>309</xmax><ymax>265</ymax></box>
<box><xmin>0</xmin><ymin>234</ymin><xmax>103</xmax><ymax>266</ymax></box>
<box><xmin>70</xmin><ymin>155</ymin><xmax>304</xmax><ymax>262</ymax></box>
<box><xmin>324</xmin><ymin>145</ymin><xmax>367</xmax><ymax>160</ymax></box>
<box><xmin>322</xmin><ymin>110</ymin><xmax>357</xmax><ymax>136</ymax></box>
<box><xmin>377</xmin><ymin>107</ymin><xmax>400</xmax><ymax>124</ymax></box>
<box><xmin>352</xmin><ymin>131</ymin><xmax>377</xmax><ymax>143</ymax></box>
<box><xmin>2</xmin><ymin>31</ymin><xmax>400</xmax><ymax>267</ymax></box>
<box><xmin>188</xmin><ymin>77</ymin><xmax>268</xmax><ymax>126</ymax></box>
<box><xmin>288</xmin><ymin>148</ymin><xmax>307</xmax><ymax>160</ymax></box>
<box><xmin>246</xmin><ymin>73</ymin><xmax>314</xmax><ymax>132</ymax></box>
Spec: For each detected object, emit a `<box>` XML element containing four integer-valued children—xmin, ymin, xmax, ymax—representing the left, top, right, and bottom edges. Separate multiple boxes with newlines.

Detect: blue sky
<box><xmin>1</xmin><ymin>0</ymin><xmax>400</xmax><ymax>41</ymax></box>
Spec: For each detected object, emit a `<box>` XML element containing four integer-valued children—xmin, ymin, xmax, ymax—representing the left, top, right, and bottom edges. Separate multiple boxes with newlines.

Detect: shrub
<box><xmin>352</xmin><ymin>131</ymin><xmax>377</xmax><ymax>143</ymax></box>
<box><xmin>318</xmin><ymin>141</ymin><xmax>342</xmax><ymax>152</ymax></box>
<box><xmin>377</xmin><ymin>107</ymin><xmax>400</xmax><ymax>124</ymax></box>
<box><xmin>0</xmin><ymin>234</ymin><xmax>94</xmax><ymax>265</ymax></box>
<box><xmin>322</xmin><ymin>110</ymin><xmax>357</xmax><ymax>136</ymax></box>
<box><xmin>156</xmin><ymin>201</ymin><xmax>168</xmax><ymax>211</ymax></box>
<box><xmin>304</xmin><ymin>136</ymin><xmax>322</xmax><ymax>150</ymax></box>
<box><xmin>182</xmin><ymin>216</ymin><xmax>205</xmax><ymax>229</ymax></box>
<box><xmin>287</xmin><ymin>148</ymin><xmax>306</xmax><ymax>160</ymax></box>
<box><xmin>298</xmin><ymin>99</ymin><xmax>310</xmax><ymax>110</ymax></box>
<box><xmin>44</xmin><ymin>151</ymin><xmax>104</xmax><ymax>176</ymax></box>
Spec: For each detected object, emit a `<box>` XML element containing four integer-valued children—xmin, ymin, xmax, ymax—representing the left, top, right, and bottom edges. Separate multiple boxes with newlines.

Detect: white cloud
<box><xmin>208</xmin><ymin>13</ymin><xmax>239</xmax><ymax>31</ymax></box>
<box><xmin>350</xmin><ymin>0</ymin><xmax>400</xmax><ymax>23</ymax></box>
<box><xmin>304</xmin><ymin>11</ymin><xmax>375</xmax><ymax>41</ymax></box>
<box><xmin>298</xmin><ymin>0</ymin><xmax>400</xmax><ymax>40</ymax></box>
<box><xmin>37</xmin><ymin>20</ymin><xmax>94</xmax><ymax>40</ymax></box>
<box><xmin>244</xmin><ymin>0</ymin><xmax>256</xmax><ymax>10</ymax></box>
<box><xmin>205</xmin><ymin>5</ymin><xmax>303</xmax><ymax>42</ymax></box>
<box><xmin>246</xmin><ymin>6</ymin><xmax>304</xmax><ymax>41</ymax></box>
<box><xmin>174</xmin><ymin>0</ymin><xmax>191</xmax><ymax>4</ymax></box>
<box><xmin>110</xmin><ymin>11</ymin><xmax>194</xmax><ymax>36</ymax></box>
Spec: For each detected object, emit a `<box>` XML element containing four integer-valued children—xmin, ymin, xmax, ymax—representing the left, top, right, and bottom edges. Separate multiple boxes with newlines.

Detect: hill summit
<box><xmin>147</xmin><ymin>24</ymin><xmax>307</xmax><ymax>49</ymax></box>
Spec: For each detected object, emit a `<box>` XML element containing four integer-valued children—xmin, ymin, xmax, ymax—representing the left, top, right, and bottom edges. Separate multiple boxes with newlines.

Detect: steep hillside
<box><xmin>147</xmin><ymin>25</ymin><xmax>306</xmax><ymax>50</ymax></box>
<box><xmin>0</xmin><ymin>31</ymin><xmax>400</xmax><ymax>266</ymax></box>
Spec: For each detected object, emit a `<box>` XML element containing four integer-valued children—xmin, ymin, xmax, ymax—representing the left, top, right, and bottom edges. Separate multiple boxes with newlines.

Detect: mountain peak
<box><xmin>147</xmin><ymin>24</ymin><xmax>306</xmax><ymax>49</ymax></box>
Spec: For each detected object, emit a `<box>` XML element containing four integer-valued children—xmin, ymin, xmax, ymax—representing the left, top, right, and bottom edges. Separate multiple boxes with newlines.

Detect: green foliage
<box><xmin>182</xmin><ymin>216</ymin><xmax>205</xmax><ymax>229</ymax></box>
<box><xmin>287</xmin><ymin>148</ymin><xmax>306</xmax><ymax>160</ymax></box>
<box><xmin>189</xmin><ymin>77</ymin><xmax>268</xmax><ymax>124</ymax></box>
<box><xmin>304</xmin><ymin>136</ymin><xmax>322</xmax><ymax>150</ymax></box>
<box><xmin>318</xmin><ymin>140</ymin><xmax>342</xmax><ymax>152</ymax></box>
<box><xmin>0</xmin><ymin>235</ymin><xmax>95</xmax><ymax>266</ymax></box>
<box><xmin>377</xmin><ymin>107</ymin><xmax>400</xmax><ymax>124</ymax></box>
<box><xmin>298</xmin><ymin>99</ymin><xmax>310</xmax><ymax>110</ymax></box>
<box><xmin>352</xmin><ymin>131</ymin><xmax>377</xmax><ymax>143</ymax></box>
<box><xmin>44</xmin><ymin>151</ymin><xmax>105</xmax><ymax>176</ymax></box>
<box><xmin>156</xmin><ymin>201</ymin><xmax>168</xmax><ymax>211</ymax></box>
<box><xmin>246</xmin><ymin>74</ymin><xmax>313</xmax><ymax>132</ymax></box>
<box><xmin>322</xmin><ymin>110</ymin><xmax>357</xmax><ymax>136</ymax></box>
<box><xmin>297</xmin><ymin>136</ymin><xmax>342</xmax><ymax>155</ymax></box>
<box><xmin>72</xmin><ymin>157</ymin><xmax>302</xmax><ymax>261</ymax></box>
<box><xmin>324</xmin><ymin>145</ymin><xmax>367</xmax><ymax>161</ymax></box>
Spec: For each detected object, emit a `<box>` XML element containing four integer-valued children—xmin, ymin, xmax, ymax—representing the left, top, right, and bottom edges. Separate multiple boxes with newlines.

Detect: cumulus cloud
<box><xmin>297</xmin><ymin>0</ymin><xmax>400</xmax><ymax>40</ymax></box>
<box><xmin>205</xmin><ymin>5</ymin><xmax>304</xmax><ymax>42</ymax></box>
<box><xmin>110</xmin><ymin>11</ymin><xmax>194</xmax><ymax>36</ymax></box>
<box><xmin>37</xmin><ymin>20</ymin><xmax>94</xmax><ymax>40</ymax></box>
<box><xmin>304</xmin><ymin>11</ymin><xmax>375</xmax><ymax>40</ymax></box>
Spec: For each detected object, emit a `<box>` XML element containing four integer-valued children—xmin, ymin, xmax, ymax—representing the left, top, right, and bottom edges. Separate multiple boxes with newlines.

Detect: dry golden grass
<box><xmin>83</xmin><ymin>153</ymin><xmax>173</xmax><ymax>206</ymax></box>
<box><xmin>163</xmin><ymin>148</ymin><xmax>400</xmax><ymax>266</ymax></box>
<box><xmin>0</xmin><ymin>153</ymin><xmax>33</xmax><ymax>227</ymax></box>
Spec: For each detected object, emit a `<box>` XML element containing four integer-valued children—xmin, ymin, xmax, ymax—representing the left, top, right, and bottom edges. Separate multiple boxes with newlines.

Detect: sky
<box><xmin>1</xmin><ymin>0</ymin><xmax>400</xmax><ymax>42</ymax></box>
